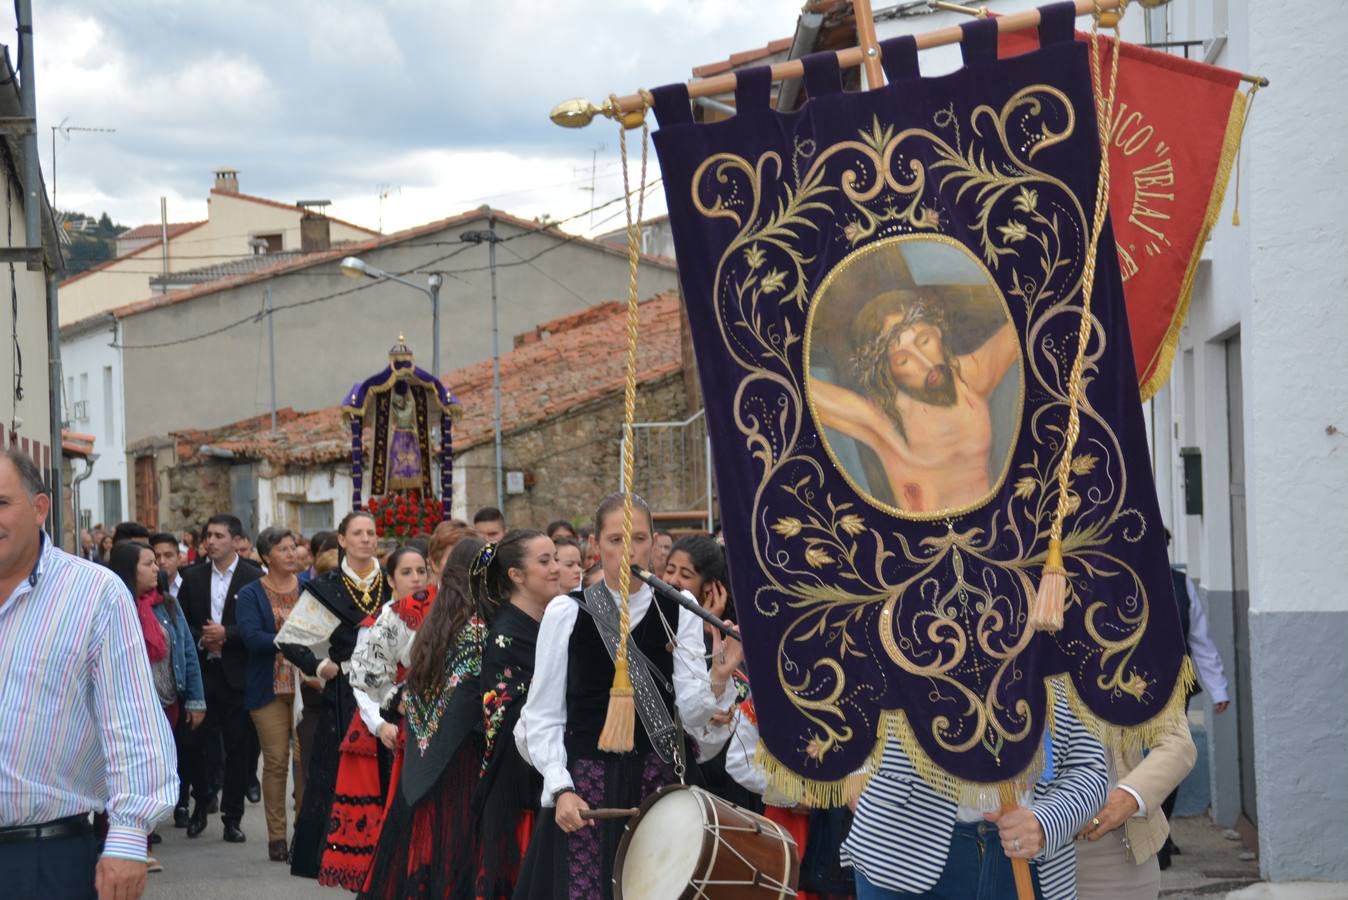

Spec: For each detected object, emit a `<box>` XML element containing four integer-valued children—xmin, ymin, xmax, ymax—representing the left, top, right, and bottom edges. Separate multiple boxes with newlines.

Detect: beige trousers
<box><xmin>1076</xmin><ymin>828</ymin><xmax>1161</xmax><ymax>900</ymax></box>
<box><xmin>249</xmin><ymin>693</ymin><xmax>301</xmax><ymax>842</ymax></box>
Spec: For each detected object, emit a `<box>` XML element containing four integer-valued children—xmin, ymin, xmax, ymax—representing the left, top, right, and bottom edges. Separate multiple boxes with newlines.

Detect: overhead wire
<box><xmin>110</xmin><ymin>180</ymin><xmax>664</xmax><ymax>351</ymax></box>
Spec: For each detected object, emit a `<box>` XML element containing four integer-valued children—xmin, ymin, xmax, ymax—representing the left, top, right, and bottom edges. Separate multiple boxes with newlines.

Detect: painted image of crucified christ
<box><xmin>807</xmin><ymin>239</ymin><xmax>1022</xmax><ymax>516</ymax></box>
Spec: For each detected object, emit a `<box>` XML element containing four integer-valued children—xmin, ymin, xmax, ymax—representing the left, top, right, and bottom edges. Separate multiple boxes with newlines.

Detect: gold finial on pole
<box><xmin>550</xmin><ymin>97</ymin><xmax>648</xmax><ymax>130</ymax></box>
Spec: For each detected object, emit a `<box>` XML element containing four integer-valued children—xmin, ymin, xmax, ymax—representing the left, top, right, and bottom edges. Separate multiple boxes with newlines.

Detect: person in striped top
<box><xmin>0</xmin><ymin>448</ymin><xmax>178</xmax><ymax>899</ymax></box>
<box><xmin>842</xmin><ymin>683</ymin><xmax>1108</xmax><ymax>900</ymax></box>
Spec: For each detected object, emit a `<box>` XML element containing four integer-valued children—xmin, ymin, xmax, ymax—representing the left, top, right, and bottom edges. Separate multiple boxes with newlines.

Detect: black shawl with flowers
<box><xmin>473</xmin><ymin>602</ymin><xmax>542</xmax><ymax>897</ymax></box>
<box><xmin>400</xmin><ymin>616</ymin><xmax>487</xmax><ymax>805</ymax></box>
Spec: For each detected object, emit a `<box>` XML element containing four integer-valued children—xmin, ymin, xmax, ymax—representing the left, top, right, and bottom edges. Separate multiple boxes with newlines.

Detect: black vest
<box><xmin>564</xmin><ymin>590</ymin><xmax>679</xmax><ymax>759</ymax></box>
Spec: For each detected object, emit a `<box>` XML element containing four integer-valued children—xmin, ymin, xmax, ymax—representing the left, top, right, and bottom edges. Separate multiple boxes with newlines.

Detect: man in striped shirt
<box><xmin>0</xmin><ymin>449</ymin><xmax>177</xmax><ymax>899</ymax></box>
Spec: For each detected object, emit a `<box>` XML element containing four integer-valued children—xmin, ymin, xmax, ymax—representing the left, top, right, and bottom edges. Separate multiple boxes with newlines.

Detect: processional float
<box><xmin>343</xmin><ymin>338</ymin><xmax>462</xmax><ymax>532</ymax></box>
<box><xmin>550</xmin><ymin>1</ymin><xmax>1265</xmax><ymax>897</ymax></box>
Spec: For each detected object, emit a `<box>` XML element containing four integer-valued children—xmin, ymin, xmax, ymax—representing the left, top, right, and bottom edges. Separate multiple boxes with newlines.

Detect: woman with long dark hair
<box><xmin>278</xmin><ymin>510</ymin><xmax>395</xmax><ymax>882</ymax></box>
<box><xmin>472</xmin><ymin>528</ymin><xmax>558</xmax><ymax>899</ymax></box>
<box><xmin>108</xmin><ymin>540</ymin><xmax>205</xmax><ymax>872</ymax></box>
<box><xmin>358</xmin><ymin>537</ymin><xmax>488</xmax><ymax>900</ymax></box>
<box><xmin>660</xmin><ymin>534</ymin><xmax>760</xmax><ymax>812</ymax></box>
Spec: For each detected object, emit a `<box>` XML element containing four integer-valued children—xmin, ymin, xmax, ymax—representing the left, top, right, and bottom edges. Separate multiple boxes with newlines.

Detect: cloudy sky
<box><xmin>15</xmin><ymin>0</ymin><xmax>792</xmax><ymax>236</ymax></box>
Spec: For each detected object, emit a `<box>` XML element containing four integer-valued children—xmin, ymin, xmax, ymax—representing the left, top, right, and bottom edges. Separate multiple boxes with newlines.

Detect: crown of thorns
<box><xmin>849</xmin><ymin>295</ymin><xmax>946</xmax><ymax>381</ymax></box>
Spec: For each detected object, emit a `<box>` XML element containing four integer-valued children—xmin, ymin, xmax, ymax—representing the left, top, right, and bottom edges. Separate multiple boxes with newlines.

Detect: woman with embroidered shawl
<box><xmin>358</xmin><ymin>537</ymin><xmax>489</xmax><ymax>899</ymax></box>
<box><xmin>278</xmin><ymin>511</ymin><xmax>394</xmax><ymax>882</ymax></box>
<box><xmin>316</xmin><ymin>545</ymin><xmax>429</xmax><ymax>889</ymax></box>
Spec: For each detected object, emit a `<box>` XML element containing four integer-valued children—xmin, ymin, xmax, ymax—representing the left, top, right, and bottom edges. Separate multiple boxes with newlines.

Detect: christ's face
<box><xmin>883</xmin><ymin>316</ymin><xmax>957</xmax><ymax>406</ymax></box>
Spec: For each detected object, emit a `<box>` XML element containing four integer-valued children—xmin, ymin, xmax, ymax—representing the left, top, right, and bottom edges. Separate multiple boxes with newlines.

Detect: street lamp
<box><xmin>459</xmin><ymin>218</ymin><xmax>505</xmax><ymax>512</ymax></box>
<box><xmin>341</xmin><ymin>256</ymin><xmax>444</xmax><ymax>378</ymax></box>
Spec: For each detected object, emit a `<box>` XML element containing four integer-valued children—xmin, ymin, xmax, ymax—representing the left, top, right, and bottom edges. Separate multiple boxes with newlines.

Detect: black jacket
<box><xmin>179</xmin><ymin>555</ymin><xmax>264</xmax><ymax>691</ymax></box>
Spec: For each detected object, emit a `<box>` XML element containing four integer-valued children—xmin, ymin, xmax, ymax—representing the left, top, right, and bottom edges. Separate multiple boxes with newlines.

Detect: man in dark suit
<box><xmin>178</xmin><ymin>513</ymin><xmax>263</xmax><ymax>842</ymax></box>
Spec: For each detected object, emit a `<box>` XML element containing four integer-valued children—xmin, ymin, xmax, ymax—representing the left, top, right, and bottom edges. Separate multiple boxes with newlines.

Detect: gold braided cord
<box><xmin>1046</xmin><ymin>24</ymin><xmax>1123</xmax><ymax>552</ymax></box>
<box><xmin>611</xmin><ymin>95</ymin><xmax>650</xmax><ymax>679</ymax></box>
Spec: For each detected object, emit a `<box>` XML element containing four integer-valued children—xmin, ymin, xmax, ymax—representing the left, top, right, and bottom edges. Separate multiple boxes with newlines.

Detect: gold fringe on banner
<box><xmin>1139</xmin><ymin>87</ymin><xmax>1251</xmax><ymax>401</ymax></box>
<box><xmin>752</xmin><ymin>657</ymin><xmax>1196</xmax><ymax>808</ymax></box>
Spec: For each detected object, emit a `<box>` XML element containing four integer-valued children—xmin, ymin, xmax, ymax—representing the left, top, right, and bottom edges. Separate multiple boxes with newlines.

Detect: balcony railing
<box><xmin>619</xmin><ymin>409</ymin><xmax>715</xmax><ymax>532</ymax></box>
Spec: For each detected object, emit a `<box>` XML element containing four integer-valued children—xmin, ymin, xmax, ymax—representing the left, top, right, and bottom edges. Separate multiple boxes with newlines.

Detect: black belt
<box><xmin>0</xmin><ymin>814</ymin><xmax>93</xmax><ymax>845</ymax></box>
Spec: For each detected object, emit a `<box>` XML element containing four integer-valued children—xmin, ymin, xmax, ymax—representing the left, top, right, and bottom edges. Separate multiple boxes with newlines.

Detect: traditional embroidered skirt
<box><xmin>317</xmin><ymin>711</ymin><xmax>389</xmax><ymax>890</ymax></box>
<box><xmin>358</xmin><ymin>732</ymin><xmax>483</xmax><ymax>900</ymax></box>
<box><xmin>513</xmin><ymin>753</ymin><xmax>676</xmax><ymax>900</ymax></box>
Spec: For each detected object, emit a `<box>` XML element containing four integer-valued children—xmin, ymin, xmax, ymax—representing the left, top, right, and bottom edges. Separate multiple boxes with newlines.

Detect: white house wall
<box><xmin>58</xmin><ymin>319</ymin><xmax>128</xmax><ymax>529</ymax></box>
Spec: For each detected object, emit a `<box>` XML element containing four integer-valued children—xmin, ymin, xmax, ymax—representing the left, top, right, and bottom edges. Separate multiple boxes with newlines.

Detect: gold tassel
<box><xmin>1029</xmin><ymin>538</ymin><xmax>1067</xmax><ymax>632</ymax></box>
<box><xmin>595</xmin><ymin>94</ymin><xmax>650</xmax><ymax>756</ymax></box>
<box><xmin>597</xmin><ymin>654</ymin><xmax>637</xmax><ymax>753</ymax></box>
<box><xmin>1028</xmin><ymin>28</ymin><xmax>1120</xmax><ymax>635</ymax></box>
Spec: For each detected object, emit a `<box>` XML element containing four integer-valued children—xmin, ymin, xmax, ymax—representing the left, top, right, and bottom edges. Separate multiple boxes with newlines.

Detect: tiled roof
<box><xmin>209</xmin><ymin>189</ymin><xmax>380</xmax><ymax>236</ymax></box>
<box><xmin>63</xmin><ymin>207</ymin><xmax>677</xmax><ymax>331</ymax></box>
<box><xmin>150</xmin><ymin>249</ymin><xmax>319</xmax><ymax>285</ymax></box>
<box><xmin>117</xmin><ymin>222</ymin><xmax>202</xmax><ymax>242</ymax></box>
<box><xmin>691</xmin><ymin>36</ymin><xmax>794</xmax><ymax>78</ymax></box>
<box><xmin>59</xmin><ymin>221</ymin><xmax>208</xmax><ymax>288</ymax></box>
<box><xmin>179</xmin><ymin>291</ymin><xmax>684</xmax><ymax>466</ymax></box>
<box><xmin>61</xmin><ymin>430</ymin><xmax>96</xmax><ymax>458</ymax></box>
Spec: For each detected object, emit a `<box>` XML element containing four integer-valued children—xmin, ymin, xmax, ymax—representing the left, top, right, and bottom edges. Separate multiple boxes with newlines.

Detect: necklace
<box><xmin>341</xmin><ymin>557</ymin><xmax>384</xmax><ymax>615</ymax></box>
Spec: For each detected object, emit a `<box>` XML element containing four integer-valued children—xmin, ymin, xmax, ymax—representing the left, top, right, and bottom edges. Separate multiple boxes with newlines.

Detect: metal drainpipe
<box><xmin>46</xmin><ymin>272</ymin><xmax>63</xmax><ymax>544</ymax></box>
<box><xmin>16</xmin><ymin>0</ymin><xmax>41</xmax><ymax>262</ymax></box>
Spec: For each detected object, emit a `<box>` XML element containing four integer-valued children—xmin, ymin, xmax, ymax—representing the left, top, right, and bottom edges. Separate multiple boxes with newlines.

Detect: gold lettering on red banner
<box><xmin>1108</xmin><ymin>103</ymin><xmax>1181</xmax><ymax>282</ymax></box>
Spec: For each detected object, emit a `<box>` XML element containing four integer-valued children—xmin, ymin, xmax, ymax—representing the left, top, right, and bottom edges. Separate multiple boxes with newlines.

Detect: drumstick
<box><xmin>579</xmin><ymin>807</ymin><xmax>640</xmax><ymax>820</ymax></box>
<box><xmin>997</xmin><ymin>784</ymin><xmax>1036</xmax><ymax>900</ymax></box>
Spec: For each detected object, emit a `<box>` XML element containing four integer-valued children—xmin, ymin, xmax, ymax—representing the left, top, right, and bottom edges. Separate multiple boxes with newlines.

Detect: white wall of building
<box><xmin>57</xmin><ymin>317</ymin><xmax>127</xmax><ymax>530</ymax></box>
<box><xmin>256</xmin><ymin>469</ymin><xmax>354</xmax><ymax>534</ymax></box>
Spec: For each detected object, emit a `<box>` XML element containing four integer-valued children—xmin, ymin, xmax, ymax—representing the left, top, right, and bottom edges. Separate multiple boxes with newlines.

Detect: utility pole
<box><xmin>159</xmin><ymin>197</ymin><xmax>169</xmax><ymax>291</ymax></box>
<box><xmin>265</xmin><ymin>285</ymin><xmax>277</xmax><ymax>433</ymax></box>
<box><xmin>488</xmin><ymin>215</ymin><xmax>502</xmax><ymax>511</ymax></box>
<box><xmin>458</xmin><ymin>216</ymin><xmax>506</xmax><ymax>510</ymax></box>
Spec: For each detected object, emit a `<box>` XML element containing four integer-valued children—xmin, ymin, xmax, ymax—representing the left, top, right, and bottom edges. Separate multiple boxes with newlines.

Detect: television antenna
<box><xmin>50</xmin><ymin>117</ymin><xmax>117</xmax><ymax>212</ymax></box>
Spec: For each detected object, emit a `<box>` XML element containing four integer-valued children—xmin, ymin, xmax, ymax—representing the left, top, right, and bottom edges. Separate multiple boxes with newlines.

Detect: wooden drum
<box><xmin>613</xmin><ymin>784</ymin><xmax>799</xmax><ymax>900</ymax></box>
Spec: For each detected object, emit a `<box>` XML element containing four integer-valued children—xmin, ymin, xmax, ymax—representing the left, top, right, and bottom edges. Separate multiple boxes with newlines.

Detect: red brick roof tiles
<box><xmin>58</xmin><ymin>207</ymin><xmax>677</xmax><ymax>332</ymax></box>
<box><xmin>59</xmin><ymin>221</ymin><xmax>208</xmax><ymax>288</ymax></box>
<box><xmin>188</xmin><ymin>291</ymin><xmax>684</xmax><ymax>466</ymax></box>
<box><xmin>117</xmin><ymin>222</ymin><xmax>202</xmax><ymax>242</ymax></box>
<box><xmin>691</xmin><ymin>36</ymin><xmax>794</xmax><ymax>78</ymax></box>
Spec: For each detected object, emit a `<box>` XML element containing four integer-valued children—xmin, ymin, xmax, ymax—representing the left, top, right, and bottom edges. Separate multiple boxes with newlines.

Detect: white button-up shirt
<box><xmin>207</xmin><ymin>554</ymin><xmax>239</xmax><ymax>658</ymax></box>
<box><xmin>513</xmin><ymin>582</ymin><xmax>737</xmax><ymax>806</ymax></box>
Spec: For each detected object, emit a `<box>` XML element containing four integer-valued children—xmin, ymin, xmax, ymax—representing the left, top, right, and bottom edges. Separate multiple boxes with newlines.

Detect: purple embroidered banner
<box><xmin>650</xmin><ymin>4</ymin><xmax>1188</xmax><ymax>801</ymax></box>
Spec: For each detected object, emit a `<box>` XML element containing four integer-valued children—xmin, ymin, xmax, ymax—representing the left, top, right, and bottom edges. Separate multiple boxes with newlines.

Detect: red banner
<box><xmin>1000</xmin><ymin>29</ymin><xmax>1248</xmax><ymax>398</ymax></box>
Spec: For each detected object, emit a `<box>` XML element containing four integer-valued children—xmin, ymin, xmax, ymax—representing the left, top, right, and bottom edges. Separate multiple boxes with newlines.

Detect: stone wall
<box><xmin>152</xmin><ymin>373</ymin><xmax>691</xmax><ymax>538</ymax></box>
<box><xmin>457</xmin><ymin>373</ymin><xmax>689</xmax><ymax>530</ymax></box>
<box><xmin>162</xmin><ymin>458</ymin><xmax>234</xmax><ymax>534</ymax></box>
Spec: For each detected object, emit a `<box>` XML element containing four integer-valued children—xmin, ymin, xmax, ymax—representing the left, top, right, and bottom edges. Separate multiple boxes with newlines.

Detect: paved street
<box><xmin>142</xmin><ymin>805</ymin><xmax>1261</xmax><ymax>899</ymax></box>
<box><xmin>145</xmin><ymin>797</ymin><xmax>327</xmax><ymax>900</ymax></box>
